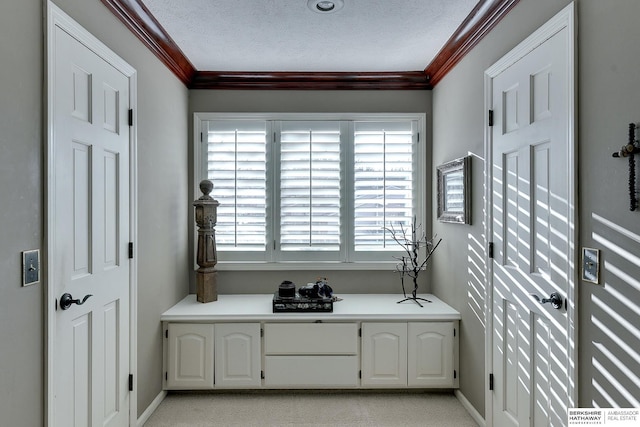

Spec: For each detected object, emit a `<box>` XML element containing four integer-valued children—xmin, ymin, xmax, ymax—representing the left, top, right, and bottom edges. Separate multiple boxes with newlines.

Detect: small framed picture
<box><xmin>437</xmin><ymin>156</ymin><xmax>471</xmax><ymax>224</ymax></box>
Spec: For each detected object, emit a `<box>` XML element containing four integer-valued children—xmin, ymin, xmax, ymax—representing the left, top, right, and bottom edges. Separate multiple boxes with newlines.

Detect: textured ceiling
<box><xmin>140</xmin><ymin>0</ymin><xmax>480</xmax><ymax>72</ymax></box>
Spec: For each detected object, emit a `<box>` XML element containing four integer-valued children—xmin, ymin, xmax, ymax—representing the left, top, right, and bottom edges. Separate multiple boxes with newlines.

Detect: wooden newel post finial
<box><xmin>193</xmin><ymin>180</ymin><xmax>219</xmax><ymax>303</ymax></box>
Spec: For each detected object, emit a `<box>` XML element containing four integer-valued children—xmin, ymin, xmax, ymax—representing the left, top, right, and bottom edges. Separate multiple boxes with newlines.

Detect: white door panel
<box><xmin>215</xmin><ymin>323</ymin><xmax>261</xmax><ymax>388</ymax></box>
<box><xmin>167</xmin><ymin>324</ymin><xmax>215</xmax><ymax>389</ymax></box>
<box><xmin>487</xmin><ymin>4</ymin><xmax>576</xmax><ymax>426</ymax></box>
<box><xmin>52</xmin><ymin>20</ymin><xmax>131</xmax><ymax>427</ymax></box>
<box><xmin>361</xmin><ymin>323</ymin><xmax>407</xmax><ymax>387</ymax></box>
<box><xmin>408</xmin><ymin>322</ymin><xmax>454</xmax><ymax>387</ymax></box>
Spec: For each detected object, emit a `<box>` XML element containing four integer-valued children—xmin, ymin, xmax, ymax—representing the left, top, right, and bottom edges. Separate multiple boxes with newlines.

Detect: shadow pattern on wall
<box><xmin>590</xmin><ymin>213</ymin><xmax>640</xmax><ymax>407</ymax></box>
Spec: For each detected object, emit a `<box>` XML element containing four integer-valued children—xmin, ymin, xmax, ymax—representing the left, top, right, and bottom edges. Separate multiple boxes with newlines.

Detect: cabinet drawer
<box><xmin>264</xmin><ymin>356</ymin><xmax>359</xmax><ymax>387</ymax></box>
<box><xmin>264</xmin><ymin>323</ymin><xmax>358</xmax><ymax>355</ymax></box>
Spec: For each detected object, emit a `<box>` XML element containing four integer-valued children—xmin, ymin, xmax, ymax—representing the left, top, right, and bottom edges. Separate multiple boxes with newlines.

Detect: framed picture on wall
<box><xmin>437</xmin><ymin>156</ymin><xmax>471</xmax><ymax>224</ymax></box>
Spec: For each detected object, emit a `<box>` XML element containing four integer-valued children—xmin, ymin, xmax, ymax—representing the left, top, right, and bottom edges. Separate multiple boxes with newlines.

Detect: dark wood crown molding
<box><xmin>191</xmin><ymin>71</ymin><xmax>431</xmax><ymax>90</ymax></box>
<box><xmin>424</xmin><ymin>0</ymin><xmax>520</xmax><ymax>86</ymax></box>
<box><xmin>102</xmin><ymin>0</ymin><xmax>519</xmax><ymax>90</ymax></box>
<box><xmin>100</xmin><ymin>0</ymin><xmax>196</xmax><ymax>85</ymax></box>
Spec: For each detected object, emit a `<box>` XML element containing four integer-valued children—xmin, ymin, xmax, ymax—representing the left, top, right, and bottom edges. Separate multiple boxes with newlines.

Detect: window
<box><xmin>195</xmin><ymin>113</ymin><xmax>425</xmax><ymax>269</ymax></box>
<box><xmin>204</xmin><ymin>120</ymin><xmax>268</xmax><ymax>252</ymax></box>
<box><xmin>353</xmin><ymin>121</ymin><xmax>416</xmax><ymax>252</ymax></box>
<box><xmin>279</xmin><ymin>121</ymin><xmax>343</xmax><ymax>256</ymax></box>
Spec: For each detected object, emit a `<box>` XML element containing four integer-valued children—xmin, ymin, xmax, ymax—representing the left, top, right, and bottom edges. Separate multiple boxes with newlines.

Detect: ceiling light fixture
<box><xmin>308</xmin><ymin>0</ymin><xmax>344</xmax><ymax>14</ymax></box>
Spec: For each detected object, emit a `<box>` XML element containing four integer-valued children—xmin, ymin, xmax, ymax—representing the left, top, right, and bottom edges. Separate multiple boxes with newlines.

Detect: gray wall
<box><xmin>0</xmin><ymin>3</ymin><xmax>45</xmax><ymax>427</ymax></box>
<box><xmin>189</xmin><ymin>90</ymin><xmax>433</xmax><ymax>295</ymax></box>
<box><xmin>3</xmin><ymin>0</ymin><xmax>639</xmax><ymax>424</ymax></box>
<box><xmin>0</xmin><ymin>0</ymin><xmax>190</xmax><ymax>425</ymax></box>
<box><xmin>432</xmin><ymin>0</ymin><xmax>640</xmax><ymax>416</ymax></box>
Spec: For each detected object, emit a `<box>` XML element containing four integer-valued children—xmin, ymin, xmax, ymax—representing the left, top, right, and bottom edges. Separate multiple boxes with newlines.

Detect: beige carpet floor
<box><xmin>143</xmin><ymin>390</ymin><xmax>480</xmax><ymax>427</ymax></box>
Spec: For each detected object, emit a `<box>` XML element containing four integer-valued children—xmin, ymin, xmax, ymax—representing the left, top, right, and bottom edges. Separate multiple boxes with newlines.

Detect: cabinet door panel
<box><xmin>166</xmin><ymin>323</ymin><xmax>214</xmax><ymax>389</ymax></box>
<box><xmin>215</xmin><ymin>323</ymin><xmax>261</xmax><ymax>388</ymax></box>
<box><xmin>361</xmin><ymin>323</ymin><xmax>407</xmax><ymax>387</ymax></box>
<box><xmin>408</xmin><ymin>322</ymin><xmax>454</xmax><ymax>387</ymax></box>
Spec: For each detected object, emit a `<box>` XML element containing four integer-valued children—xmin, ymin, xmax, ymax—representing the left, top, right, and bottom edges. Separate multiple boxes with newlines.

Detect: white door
<box><xmin>48</xmin><ymin>5</ymin><xmax>135</xmax><ymax>426</ymax></box>
<box><xmin>486</xmin><ymin>4</ymin><xmax>576</xmax><ymax>427</ymax></box>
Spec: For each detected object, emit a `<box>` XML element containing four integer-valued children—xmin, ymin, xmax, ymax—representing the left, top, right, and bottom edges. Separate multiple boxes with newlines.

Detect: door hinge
<box><xmin>261</xmin><ymin>371</ymin><xmax>265</xmax><ymax>380</ymax></box>
<box><xmin>260</xmin><ymin>328</ymin><xmax>264</xmax><ymax>338</ymax></box>
<box><xmin>453</xmin><ymin>328</ymin><xmax>456</xmax><ymax>337</ymax></box>
<box><xmin>129</xmin><ymin>374</ymin><xmax>133</xmax><ymax>391</ymax></box>
<box><xmin>128</xmin><ymin>109</ymin><xmax>133</xmax><ymax>127</ymax></box>
<box><xmin>454</xmin><ymin>370</ymin><xmax>457</xmax><ymax>379</ymax></box>
<box><xmin>358</xmin><ymin>328</ymin><xmax>362</xmax><ymax>337</ymax></box>
<box><xmin>200</xmin><ymin>132</ymin><xmax>203</xmax><ymax>142</ymax></box>
<box><xmin>488</xmin><ymin>110</ymin><xmax>494</xmax><ymax>127</ymax></box>
<box><xmin>165</xmin><ymin>372</ymin><xmax>168</xmax><ymax>381</ymax></box>
<box><xmin>165</xmin><ymin>329</ymin><xmax>168</xmax><ymax>339</ymax></box>
<box><xmin>488</xmin><ymin>242</ymin><xmax>494</xmax><ymax>259</ymax></box>
<box><xmin>128</xmin><ymin>242</ymin><xmax>134</xmax><ymax>259</ymax></box>
<box><xmin>489</xmin><ymin>373</ymin><xmax>494</xmax><ymax>390</ymax></box>
<box><xmin>359</xmin><ymin>370</ymin><xmax>362</xmax><ymax>379</ymax></box>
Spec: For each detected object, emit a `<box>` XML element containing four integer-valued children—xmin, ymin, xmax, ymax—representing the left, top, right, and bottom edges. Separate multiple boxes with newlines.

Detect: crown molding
<box><xmin>100</xmin><ymin>0</ymin><xmax>196</xmax><ymax>84</ymax></box>
<box><xmin>102</xmin><ymin>0</ymin><xmax>518</xmax><ymax>90</ymax></box>
<box><xmin>191</xmin><ymin>71</ymin><xmax>431</xmax><ymax>90</ymax></box>
<box><xmin>424</xmin><ymin>0</ymin><xmax>520</xmax><ymax>86</ymax></box>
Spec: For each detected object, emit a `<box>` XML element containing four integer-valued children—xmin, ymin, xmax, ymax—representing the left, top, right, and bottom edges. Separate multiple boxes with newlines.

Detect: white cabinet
<box><xmin>361</xmin><ymin>323</ymin><xmax>407</xmax><ymax>387</ymax></box>
<box><xmin>165</xmin><ymin>323</ymin><xmax>261</xmax><ymax>390</ymax></box>
<box><xmin>166</xmin><ymin>323</ymin><xmax>214</xmax><ymax>389</ymax></box>
<box><xmin>264</xmin><ymin>323</ymin><xmax>358</xmax><ymax>354</ymax></box>
<box><xmin>162</xmin><ymin>294</ymin><xmax>460</xmax><ymax>391</ymax></box>
<box><xmin>408</xmin><ymin>322</ymin><xmax>456</xmax><ymax>387</ymax></box>
<box><xmin>263</xmin><ymin>323</ymin><xmax>359</xmax><ymax>387</ymax></box>
<box><xmin>361</xmin><ymin>322</ymin><xmax>458</xmax><ymax>388</ymax></box>
<box><xmin>214</xmin><ymin>323</ymin><xmax>261</xmax><ymax>388</ymax></box>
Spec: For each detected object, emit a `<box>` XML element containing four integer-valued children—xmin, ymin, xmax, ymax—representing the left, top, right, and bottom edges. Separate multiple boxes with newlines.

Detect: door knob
<box><xmin>531</xmin><ymin>292</ymin><xmax>563</xmax><ymax>309</ymax></box>
<box><xmin>59</xmin><ymin>293</ymin><xmax>93</xmax><ymax>310</ymax></box>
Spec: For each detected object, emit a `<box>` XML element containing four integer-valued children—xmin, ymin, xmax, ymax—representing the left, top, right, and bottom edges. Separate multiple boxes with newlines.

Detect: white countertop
<box><xmin>161</xmin><ymin>294</ymin><xmax>460</xmax><ymax>322</ymax></box>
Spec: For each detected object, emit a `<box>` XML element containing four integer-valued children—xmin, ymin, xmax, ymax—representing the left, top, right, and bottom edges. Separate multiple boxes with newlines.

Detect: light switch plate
<box><xmin>22</xmin><ymin>249</ymin><xmax>40</xmax><ymax>286</ymax></box>
<box><xmin>582</xmin><ymin>247</ymin><xmax>600</xmax><ymax>284</ymax></box>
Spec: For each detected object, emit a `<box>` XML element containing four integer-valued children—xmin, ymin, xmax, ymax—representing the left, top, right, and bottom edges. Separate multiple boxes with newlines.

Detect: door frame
<box><xmin>483</xmin><ymin>3</ymin><xmax>577</xmax><ymax>425</ymax></box>
<box><xmin>45</xmin><ymin>2</ymin><xmax>138</xmax><ymax>425</ymax></box>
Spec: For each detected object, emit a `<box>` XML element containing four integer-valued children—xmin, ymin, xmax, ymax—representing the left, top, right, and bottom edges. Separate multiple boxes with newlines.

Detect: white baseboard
<box><xmin>455</xmin><ymin>390</ymin><xmax>485</xmax><ymax>427</ymax></box>
<box><xmin>137</xmin><ymin>390</ymin><xmax>167</xmax><ymax>427</ymax></box>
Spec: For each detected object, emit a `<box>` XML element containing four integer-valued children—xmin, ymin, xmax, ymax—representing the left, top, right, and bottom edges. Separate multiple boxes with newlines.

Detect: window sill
<box><xmin>215</xmin><ymin>261</ymin><xmax>399</xmax><ymax>271</ymax></box>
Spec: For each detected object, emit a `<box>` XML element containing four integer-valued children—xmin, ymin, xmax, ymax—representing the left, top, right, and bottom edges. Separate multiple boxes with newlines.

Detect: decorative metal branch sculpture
<box><xmin>386</xmin><ymin>217</ymin><xmax>442</xmax><ymax>307</ymax></box>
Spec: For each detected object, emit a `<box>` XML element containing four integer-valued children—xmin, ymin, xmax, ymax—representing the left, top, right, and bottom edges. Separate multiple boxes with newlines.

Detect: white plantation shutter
<box><xmin>198</xmin><ymin>114</ymin><xmax>423</xmax><ymax>265</ymax></box>
<box><xmin>353</xmin><ymin>121</ymin><xmax>415</xmax><ymax>251</ymax></box>
<box><xmin>205</xmin><ymin>120</ymin><xmax>268</xmax><ymax>251</ymax></box>
<box><xmin>278</xmin><ymin>121</ymin><xmax>342</xmax><ymax>254</ymax></box>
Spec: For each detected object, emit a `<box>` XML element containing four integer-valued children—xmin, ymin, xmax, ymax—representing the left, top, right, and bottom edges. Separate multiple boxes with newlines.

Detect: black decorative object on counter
<box><xmin>278</xmin><ymin>280</ymin><xmax>296</xmax><ymax>299</ymax></box>
<box><xmin>273</xmin><ymin>278</ymin><xmax>335</xmax><ymax>312</ymax></box>
<box><xmin>272</xmin><ymin>292</ymin><xmax>334</xmax><ymax>313</ymax></box>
